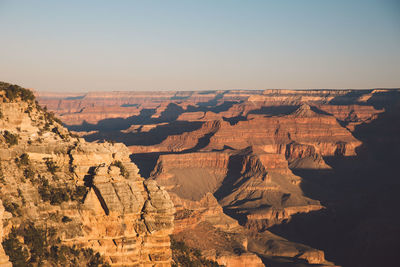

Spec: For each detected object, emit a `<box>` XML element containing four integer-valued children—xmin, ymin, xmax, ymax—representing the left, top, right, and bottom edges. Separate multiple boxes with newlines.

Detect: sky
<box><xmin>0</xmin><ymin>0</ymin><xmax>399</xmax><ymax>92</ymax></box>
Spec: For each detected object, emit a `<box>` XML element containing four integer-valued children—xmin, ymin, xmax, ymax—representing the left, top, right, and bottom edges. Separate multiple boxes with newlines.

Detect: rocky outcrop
<box><xmin>128</xmin><ymin>103</ymin><xmax>362</xmax><ymax>159</ymax></box>
<box><xmin>214</xmin><ymin>148</ymin><xmax>323</xmax><ymax>229</ymax></box>
<box><xmin>206</xmin><ymin>105</ymin><xmax>361</xmax><ymax>156</ymax></box>
<box><xmin>129</xmin><ymin>120</ymin><xmax>222</xmax><ymax>154</ymax></box>
<box><xmin>0</xmin><ymin>201</ymin><xmax>12</xmax><ymax>267</ymax></box>
<box><xmin>150</xmin><ymin>152</ymin><xmax>229</xmax><ymax>201</ymax></box>
<box><xmin>68</xmin><ymin>154</ymin><xmax>175</xmax><ymax>266</ymax></box>
<box><xmin>317</xmin><ymin>104</ymin><xmax>383</xmax><ymax>123</ymax></box>
<box><xmin>285</xmin><ymin>141</ymin><xmax>331</xmax><ymax>169</ymax></box>
<box><xmin>247</xmin><ymin>230</ymin><xmax>331</xmax><ymax>265</ymax></box>
<box><xmin>174</xmin><ymin>221</ymin><xmax>265</xmax><ymax>267</ymax></box>
<box><xmin>172</xmin><ymin>192</ymin><xmax>239</xmax><ymax>233</ymax></box>
<box><xmin>170</xmin><ymin>191</ymin><xmax>267</xmax><ymax>266</ymax></box>
<box><xmin>0</xmin><ymin>83</ymin><xmax>175</xmax><ymax>266</ymax></box>
<box><xmin>149</xmin><ymin>149</ymin><xmax>328</xmax><ymax>265</ymax></box>
<box><xmin>59</xmin><ymin>105</ymin><xmax>142</xmax><ymax>125</ymax></box>
<box><xmin>149</xmin><ymin>148</ymin><xmax>314</xmax><ymax>217</ymax></box>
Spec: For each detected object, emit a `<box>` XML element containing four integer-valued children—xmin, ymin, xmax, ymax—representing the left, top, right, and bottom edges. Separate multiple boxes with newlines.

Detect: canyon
<box><xmin>1</xmin><ymin>84</ymin><xmax>399</xmax><ymax>267</ymax></box>
<box><xmin>37</xmin><ymin>88</ymin><xmax>400</xmax><ymax>267</ymax></box>
<box><xmin>45</xmin><ymin>88</ymin><xmax>400</xmax><ymax>267</ymax></box>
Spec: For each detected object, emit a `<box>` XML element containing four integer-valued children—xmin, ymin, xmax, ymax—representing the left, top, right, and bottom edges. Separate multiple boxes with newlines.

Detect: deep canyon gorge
<box><xmin>1</xmin><ymin>83</ymin><xmax>399</xmax><ymax>267</ymax></box>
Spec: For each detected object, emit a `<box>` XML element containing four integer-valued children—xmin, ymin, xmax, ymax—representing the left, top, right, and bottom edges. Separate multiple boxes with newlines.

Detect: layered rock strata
<box><xmin>149</xmin><ymin>148</ymin><xmax>329</xmax><ymax>265</ymax></box>
<box><xmin>0</xmin><ymin>83</ymin><xmax>175</xmax><ymax>266</ymax></box>
<box><xmin>38</xmin><ymin>89</ymin><xmax>397</xmax><ymax>129</ymax></box>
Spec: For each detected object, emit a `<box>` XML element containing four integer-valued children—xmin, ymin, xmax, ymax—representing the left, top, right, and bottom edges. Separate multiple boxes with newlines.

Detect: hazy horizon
<box><xmin>34</xmin><ymin>87</ymin><xmax>400</xmax><ymax>96</ymax></box>
<box><xmin>1</xmin><ymin>0</ymin><xmax>400</xmax><ymax>92</ymax></box>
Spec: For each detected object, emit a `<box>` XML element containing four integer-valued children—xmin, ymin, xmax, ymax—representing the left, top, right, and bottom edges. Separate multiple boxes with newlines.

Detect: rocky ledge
<box><xmin>0</xmin><ymin>82</ymin><xmax>175</xmax><ymax>266</ymax></box>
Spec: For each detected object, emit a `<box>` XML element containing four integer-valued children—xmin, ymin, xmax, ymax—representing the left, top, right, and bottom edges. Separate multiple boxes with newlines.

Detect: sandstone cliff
<box><xmin>0</xmin><ymin>201</ymin><xmax>11</xmax><ymax>267</ymax></box>
<box><xmin>0</xmin><ymin>82</ymin><xmax>175</xmax><ymax>266</ymax></box>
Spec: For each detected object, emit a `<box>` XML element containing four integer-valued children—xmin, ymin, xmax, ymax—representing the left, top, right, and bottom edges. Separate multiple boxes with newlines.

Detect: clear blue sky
<box><xmin>0</xmin><ymin>0</ymin><xmax>399</xmax><ymax>92</ymax></box>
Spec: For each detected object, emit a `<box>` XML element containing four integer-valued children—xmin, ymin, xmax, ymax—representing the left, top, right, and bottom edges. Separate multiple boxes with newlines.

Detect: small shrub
<box><xmin>175</xmin><ymin>209</ymin><xmax>193</xmax><ymax>220</ymax></box>
<box><xmin>2</xmin><ymin>227</ymin><xmax>30</xmax><ymax>266</ymax></box>
<box><xmin>38</xmin><ymin>185</ymin><xmax>50</xmax><ymax>202</ymax></box>
<box><xmin>2</xmin><ymin>223</ymin><xmax>110</xmax><ymax>266</ymax></box>
<box><xmin>49</xmin><ymin>189</ymin><xmax>70</xmax><ymax>205</ymax></box>
<box><xmin>2</xmin><ymin>199</ymin><xmax>21</xmax><ymax>217</ymax></box>
<box><xmin>0</xmin><ymin>163</ymin><xmax>5</xmax><ymax>184</ymax></box>
<box><xmin>16</xmin><ymin>153</ymin><xmax>30</xmax><ymax>167</ymax></box>
<box><xmin>20</xmin><ymin>88</ymin><xmax>35</xmax><ymax>102</ymax></box>
<box><xmin>25</xmin><ymin>105</ymin><xmax>33</xmax><ymax>113</ymax></box>
<box><xmin>42</xmin><ymin>108</ymin><xmax>63</xmax><ymax>126</ymax></box>
<box><xmin>43</xmin><ymin>122</ymin><xmax>50</xmax><ymax>131</ymax></box>
<box><xmin>38</xmin><ymin>177</ymin><xmax>72</xmax><ymax>205</ymax></box>
<box><xmin>61</xmin><ymin>216</ymin><xmax>72</xmax><ymax>223</ymax></box>
<box><xmin>1</xmin><ymin>82</ymin><xmax>35</xmax><ymax>102</ymax></box>
<box><xmin>24</xmin><ymin>167</ymin><xmax>35</xmax><ymax>180</ymax></box>
<box><xmin>104</xmin><ymin>139</ymin><xmax>115</xmax><ymax>144</ymax></box>
<box><xmin>3</xmin><ymin>130</ymin><xmax>18</xmax><ymax>146</ymax></box>
<box><xmin>110</xmin><ymin>161</ymin><xmax>129</xmax><ymax>179</ymax></box>
<box><xmin>52</xmin><ymin>126</ymin><xmax>68</xmax><ymax>140</ymax></box>
<box><xmin>171</xmin><ymin>237</ymin><xmax>224</xmax><ymax>267</ymax></box>
<box><xmin>44</xmin><ymin>158</ymin><xmax>59</xmax><ymax>174</ymax></box>
<box><xmin>22</xmin><ymin>223</ymin><xmax>50</xmax><ymax>263</ymax></box>
<box><xmin>71</xmin><ymin>185</ymin><xmax>88</xmax><ymax>202</ymax></box>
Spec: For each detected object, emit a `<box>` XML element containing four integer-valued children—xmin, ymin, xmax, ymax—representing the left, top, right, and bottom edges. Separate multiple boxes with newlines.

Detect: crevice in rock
<box><xmin>92</xmin><ymin>185</ymin><xmax>110</xmax><ymax>216</ymax></box>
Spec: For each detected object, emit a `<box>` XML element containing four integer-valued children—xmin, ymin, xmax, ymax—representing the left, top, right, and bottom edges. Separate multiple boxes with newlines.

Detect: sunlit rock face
<box><xmin>0</xmin><ymin>83</ymin><xmax>175</xmax><ymax>266</ymax></box>
<box><xmin>0</xmin><ymin>201</ymin><xmax>12</xmax><ymax>267</ymax></box>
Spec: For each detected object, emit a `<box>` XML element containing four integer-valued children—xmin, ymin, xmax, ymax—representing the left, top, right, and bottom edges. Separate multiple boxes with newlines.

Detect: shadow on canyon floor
<box><xmin>82</xmin><ymin>120</ymin><xmax>204</xmax><ymax>146</ymax></box>
<box><xmin>66</xmin><ymin>98</ymin><xmax>239</xmax><ymax>133</ymax></box>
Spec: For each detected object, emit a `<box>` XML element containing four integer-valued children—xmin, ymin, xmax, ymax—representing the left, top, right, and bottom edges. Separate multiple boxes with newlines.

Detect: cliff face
<box><xmin>150</xmin><ymin>147</ymin><xmax>320</xmax><ymax>226</ymax></box>
<box><xmin>127</xmin><ymin>104</ymin><xmax>362</xmax><ymax>159</ymax></box>
<box><xmin>214</xmin><ymin>148</ymin><xmax>323</xmax><ymax>229</ymax></box>
<box><xmin>0</xmin><ymin>83</ymin><xmax>175</xmax><ymax>266</ymax></box>
<box><xmin>0</xmin><ymin>201</ymin><xmax>11</xmax><ymax>267</ymax></box>
<box><xmin>207</xmin><ymin>104</ymin><xmax>360</xmax><ymax>156</ymax></box>
<box><xmin>151</xmin><ymin>152</ymin><xmax>229</xmax><ymax>201</ymax></box>
<box><xmin>148</xmin><ymin>148</ymin><xmax>328</xmax><ymax>266</ymax></box>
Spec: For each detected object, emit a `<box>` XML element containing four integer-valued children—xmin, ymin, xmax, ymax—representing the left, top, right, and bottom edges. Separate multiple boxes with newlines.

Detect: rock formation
<box><xmin>37</xmin><ymin>87</ymin><xmax>400</xmax><ymax>267</ymax></box>
<box><xmin>0</xmin><ymin>82</ymin><xmax>175</xmax><ymax>266</ymax></box>
<box><xmin>0</xmin><ymin>201</ymin><xmax>12</xmax><ymax>267</ymax></box>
